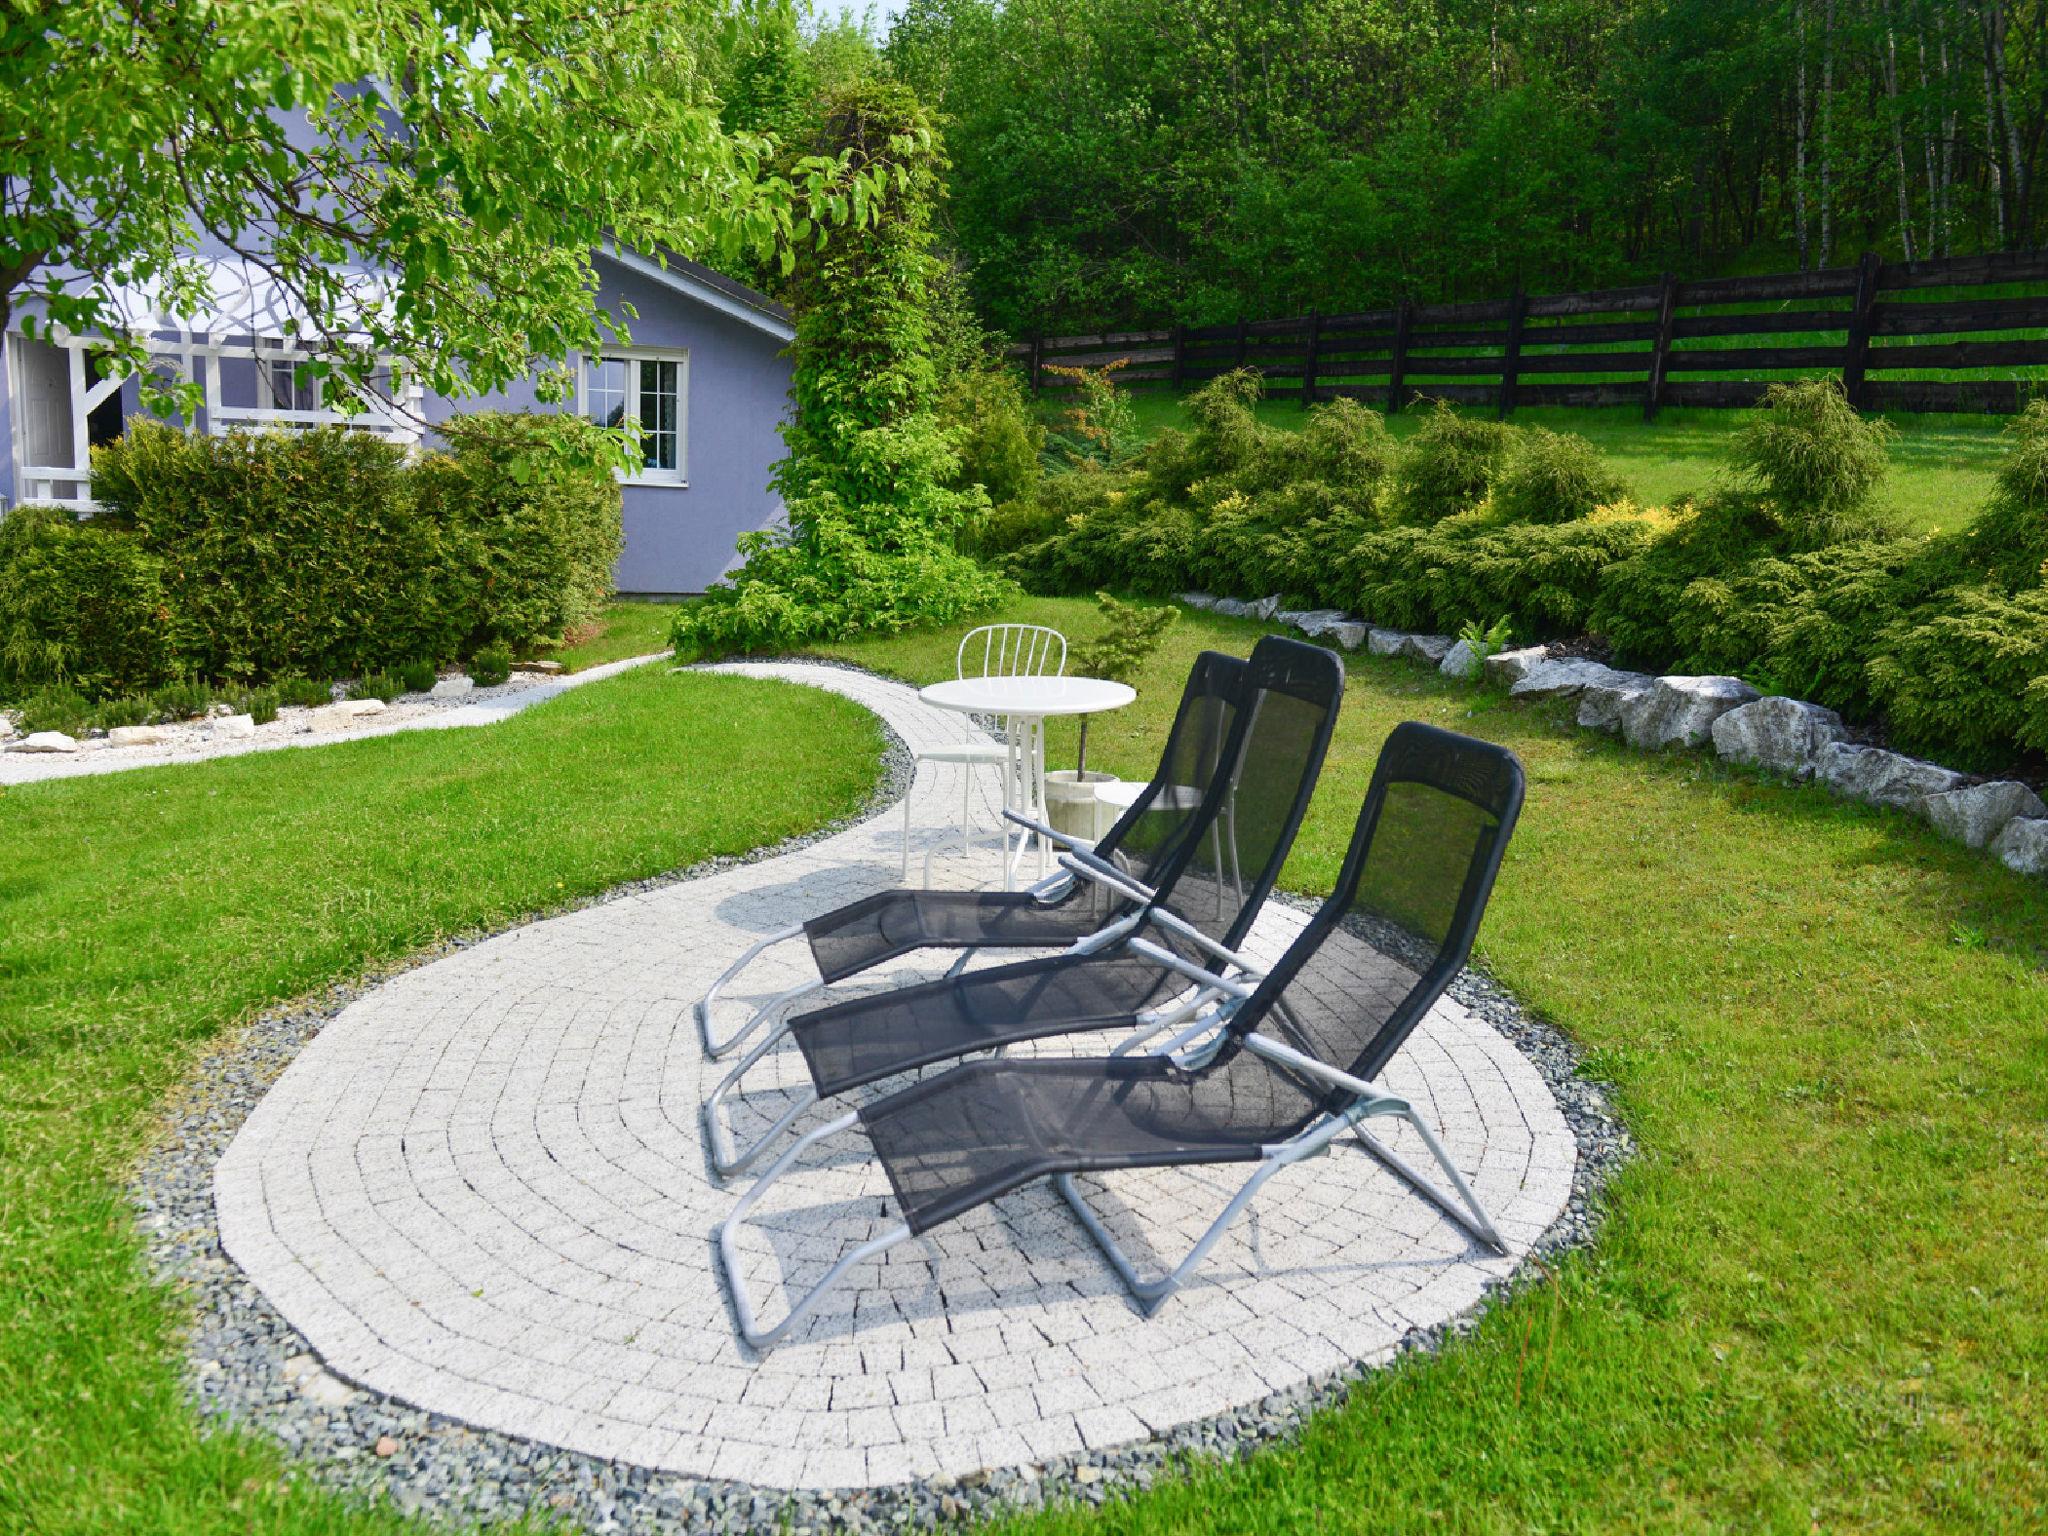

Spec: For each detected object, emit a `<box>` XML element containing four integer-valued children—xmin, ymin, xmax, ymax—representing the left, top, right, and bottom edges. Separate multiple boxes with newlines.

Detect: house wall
<box><xmin>421</xmin><ymin>255</ymin><xmax>792</xmax><ymax>596</ymax></box>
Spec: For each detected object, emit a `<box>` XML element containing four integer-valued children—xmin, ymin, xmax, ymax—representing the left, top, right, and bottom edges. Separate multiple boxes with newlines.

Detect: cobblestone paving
<box><xmin>214</xmin><ymin>662</ymin><xmax>1577</xmax><ymax>1491</ymax></box>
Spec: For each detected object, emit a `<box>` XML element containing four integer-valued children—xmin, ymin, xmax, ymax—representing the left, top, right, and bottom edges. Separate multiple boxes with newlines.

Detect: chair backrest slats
<box><xmin>959</xmin><ymin>623</ymin><xmax>1066</xmax><ymax>682</ymax></box>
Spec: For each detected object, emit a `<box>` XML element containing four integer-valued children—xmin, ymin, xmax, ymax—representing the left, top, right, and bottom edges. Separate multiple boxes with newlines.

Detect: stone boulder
<box><xmin>430</xmin><ymin>675</ymin><xmax>474</xmax><ymax>700</ymax></box>
<box><xmin>347</xmin><ymin>697</ymin><xmax>388</xmax><ymax>717</ymax></box>
<box><xmin>1619</xmin><ymin>675</ymin><xmax>1760</xmax><ymax>750</ymax></box>
<box><xmin>1326</xmin><ymin>621</ymin><xmax>1369</xmax><ymax>651</ymax></box>
<box><xmin>1922</xmin><ymin>780</ymin><xmax>2048</xmax><ymax>849</ymax></box>
<box><xmin>1210</xmin><ymin>597</ymin><xmax>1256</xmax><ymax>619</ymax></box>
<box><xmin>1991</xmin><ymin>817</ymin><xmax>2048</xmax><ymax>876</ymax></box>
<box><xmin>1574</xmin><ymin>673</ymin><xmax>1658</xmax><ymax>734</ymax></box>
<box><xmin>1366</xmin><ymin>628</ymin><xmax>1407</xmax><ymax>657</ymax></box>
<box><xmin>307</xmin><ymin>703</ymin><xmax>370</xmax><ymax>734</ymax></box>
<box><xmin>1399</xmin><ymin>633</ymin><xmax>1454</xmax><ymax>665</ymax></box>
<box><xmin>1279</xmin><ymin>608</ymin><xmax>1350</xmax><ymax>638</ymax></box>
<box><xmin>1179</xmin><ymin>592</ymin><xmax>1218</xmax><ymax>611</ymax></box>
<box><xmin>1438</xmin><ymin>638</ymin><xmax>1482</xmax><ymax>680</ymax></box>
<box><xmin>1814</xmin><ymin>742</ymin><xmax>1968</xmax><ymax>814</ymax></box>
<box><xmin>1482</xmin><ymin>645</ymin><xmax>1549</xmax><ymax>687</ymax></box>
<box><xmin>211</xmin><ymin>713</ymin><xmax>257</xmax><ymax>741</ymax></box>
<box><xmin>1709</xmin><ymin>696</ymin><xmax>1847</xmax><ymax>779</ymax></box>
<box><xmin>1508</xmin><ymin>658</ymin><xmax>1643</xmax><ymax>701</ymax></box>
<box><xmin>1249</xmin><ymin>595</ymin><xmax>1282</xmax><ymax>621</ymax></box>
<box><xmin>6</xmin><ymin>730</ymin><xmax>79</xmax><ymax>753</ymax></box>
<box><xmin>107</xmin><ymin>725</ymin><xmax>162</xmax><ymax>748</ymax></box>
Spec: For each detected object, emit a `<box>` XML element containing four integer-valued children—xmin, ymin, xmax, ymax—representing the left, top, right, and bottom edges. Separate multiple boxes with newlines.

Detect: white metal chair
<box><xmin>905</xmin><ymin>624</ymin><xmax>1067</xmax><ymax>884</ymax></box>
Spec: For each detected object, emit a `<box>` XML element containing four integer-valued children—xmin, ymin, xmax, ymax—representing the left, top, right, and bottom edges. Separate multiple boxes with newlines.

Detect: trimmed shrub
<box><xmin>1393</xmin><ymin>401</ymin><xmax>1512</xmax><ymax>524</ymax></box>
<box><xmin>276</xmin><ymin>676</ymin><xmax>333</xmax><ymax>709</ymax></box>
<box><xmin>0</xmin><ymin>505</ymin><xmax>177</xmax><ymax>697</ymax></box>
<box><xmin>938</xmin><ymin>362</ymin><xmax>1042</xmax><ymax>510</ymax></box>
<box><xmin>147</xmin><ymin>680</ymin><xmax>213</xmax><ymax>721</ymax></box>
<box><xmin>470</xmin><ymin>646</ymin><xmax>512</xmax><ymax>687</ymax></box>
<box><xmin>399</xmin><ymin>660</ymin><xmax>439</xmax><ymax>695</ymax></box>
<box><xmin>1870</xmin><ymin>586</ymin><xmax>2048</xmax><ymax>764</ymax></box>
<box><xmin>351</xmin><ymin>671</ymin><xmax>404</xmax><ymax>703</ymax></box>
<box><xmin>16</xmin><ymin>684</ymin><xmax>92</xmax><ymax>735</ymax></box>
<box><xmin>1494</xmin><ymin>427</ymin><xmax>1625</xmax><ymax>525</ymax></box>
<box><xmin>1730</xmin><ymin>379</ymin><xmax>1897</xmax><ymax>546</ymax></box>
<box><xmin>241</xmin><ymin>687</ymin><xmax>281</xmax><ymax>726</ymax></box>
<box><xmin>91</xmin><ymin>694</ymin><xmax>152</xmax><ymax>730</ymax></box>
<box><xmin>1961</xmin><ymin>399</ymin><xmax>2048</xmax><ymax>589</ymax></box>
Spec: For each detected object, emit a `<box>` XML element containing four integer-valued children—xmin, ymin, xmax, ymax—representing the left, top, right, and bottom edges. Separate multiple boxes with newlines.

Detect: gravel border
<box><xmin>132</xmin><ymin>661</ymin><xmax>1630</xmax><ymax>1534</ymax></box>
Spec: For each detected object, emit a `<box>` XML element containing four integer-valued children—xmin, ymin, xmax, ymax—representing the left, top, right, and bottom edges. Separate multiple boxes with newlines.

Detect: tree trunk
<box><xmin>1883</xmin><ymin>2</ymin><xmax>1918</xmax><ymax>261</ymax></box>
<box><xmin>1987</xmin><ymin>0</ymin><xmax>2029</xmax><ymax>241</ymax></box>
<box><xmin>1980</xmin><ymin>0</ymin><xmax>2008</xmax><ymax>243</ymax></box>
<box><xmin>1797</xmin><ymin>0</ymin><xmax>1812</xmax><ymax>267</ymax></box>
<box><xmin>1822</xmin><ymin>0</ymin><xmax>1837</xmax><ymax>266</ymax></box>
<box><xmin>1915</xmin><ymin>3</ymin><xmax>1940</xmax><ymax>256</ymax></box>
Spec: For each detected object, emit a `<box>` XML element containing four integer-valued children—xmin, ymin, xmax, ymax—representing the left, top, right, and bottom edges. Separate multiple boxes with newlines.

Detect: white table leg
<box><xmin>1032</xmin><ymin>715</ymin><xmax>1049</xmax><ymax>881</ymax></box>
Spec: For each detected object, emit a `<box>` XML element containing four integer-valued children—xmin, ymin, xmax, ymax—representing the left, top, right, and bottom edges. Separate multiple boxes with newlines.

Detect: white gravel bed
<box><xmin>0</xmin><ymin>651</ymin><xmax>670</xmax><ymax>787</ymax></box>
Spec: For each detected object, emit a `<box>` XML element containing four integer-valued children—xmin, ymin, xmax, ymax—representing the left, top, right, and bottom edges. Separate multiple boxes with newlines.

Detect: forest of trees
<box><xmin>797</xmin><ymin>0</ymin><xmax>2048</xmax><ymax>336</ymax></box>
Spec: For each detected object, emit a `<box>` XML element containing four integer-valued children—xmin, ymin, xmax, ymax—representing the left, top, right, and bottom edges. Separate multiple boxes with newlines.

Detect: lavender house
<box><xmin>1</xmin><ymin>249</ymin><xmax>795</xmax><ymax>596</ymax></box>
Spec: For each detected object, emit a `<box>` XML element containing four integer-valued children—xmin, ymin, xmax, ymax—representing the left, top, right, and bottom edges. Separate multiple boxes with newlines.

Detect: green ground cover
<box><xmin>0</xmin><ymin>666</ymin><xmax>882</xmax><ymax>1533</ymax></box>
<box><xmin>1119</xmin><ymin>395</ymin><xmax>2008</xmax><ymax>536</ymax></box>
<box><xmin>542</xmin><ymin>598</ymin><xmax>686</xmax><ymax>671</ymax></box>
<box><xmin>819</xmin><ymin>593</ymin><xmax>2048</xmax><ymax>1533</ymax></box>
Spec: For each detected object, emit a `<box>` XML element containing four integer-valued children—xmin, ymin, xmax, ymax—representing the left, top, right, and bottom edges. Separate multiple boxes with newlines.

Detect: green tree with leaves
<box><xmin>673</xmin><ymin>79</ymin><xmax>1013</xmax><ymax>658</ymax></box>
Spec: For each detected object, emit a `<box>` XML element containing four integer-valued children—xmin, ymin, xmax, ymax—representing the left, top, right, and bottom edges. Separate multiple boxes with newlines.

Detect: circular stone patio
<box><xmin>214</xmin><ymin>661</ymin><xmax>1577</xmax><ymax>1493</ymax></box>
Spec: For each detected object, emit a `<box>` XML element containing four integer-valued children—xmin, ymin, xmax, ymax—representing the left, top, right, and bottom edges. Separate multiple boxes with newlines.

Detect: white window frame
<box><xmin>575</xmin><ymin>349</ymin><xmax>688</xmax><ymax>487</ymax></box>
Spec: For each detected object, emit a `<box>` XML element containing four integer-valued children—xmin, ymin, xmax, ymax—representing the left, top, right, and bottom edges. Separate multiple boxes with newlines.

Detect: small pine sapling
<box><xmin>1070</xmin><ymin>591</ymin><xmax>1178</xmax><ymax>773</ymax></box>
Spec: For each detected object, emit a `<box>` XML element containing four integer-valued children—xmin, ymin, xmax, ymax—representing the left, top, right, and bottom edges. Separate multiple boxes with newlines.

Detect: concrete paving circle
<box><xmin>215</xmin><ymin>662</ymin><xmax>1576</xmax><ymax>1490</ymax></box>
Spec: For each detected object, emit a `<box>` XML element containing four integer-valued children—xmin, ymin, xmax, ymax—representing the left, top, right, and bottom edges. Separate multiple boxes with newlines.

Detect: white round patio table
<box><xmin>918</xmin><ymin>674</ymin><xmax>1136</xmax><ymax>888</ymax></box>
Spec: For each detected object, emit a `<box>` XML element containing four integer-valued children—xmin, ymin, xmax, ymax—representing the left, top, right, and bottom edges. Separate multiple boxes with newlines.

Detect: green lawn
<box><xmin>819</xmin><ymin>594</ymin><xmax>2048</xmax><ymax>1533</ymax></box>
<box><xmin>0</xmin><ymin>665</ymin><xmax>882</xmax><ymax>1534</ymax></box>
<box><xmin>539</xmin><ymin>598</ymin><xmax>685</xmax><ymax>671</ymax></box>
<box><xmin>1119</xmin><ymin>394</ymin><xmax>2010</xmax><ymax>536</ymax></box>
<box><xmin>6</xmin><ymin>596</ymin><xmax>2045</xmax><ymax>1532</ymax></box>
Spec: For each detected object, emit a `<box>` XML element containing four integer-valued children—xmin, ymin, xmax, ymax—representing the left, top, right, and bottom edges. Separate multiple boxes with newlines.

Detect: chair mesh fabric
<box><xmin>799</xmin><ymin>653</ymin><xmax>1246</xmax><ymax>985</ymax></box>
<box><xmin>791</xmin><ymin>637</ymin><xmax>1346</xmax><ymax>1099</ymax></box>
<box><xmin>857</xmin><ymin>721</ymin><xmax>1526</xmax><ymax>1237</ymax></box>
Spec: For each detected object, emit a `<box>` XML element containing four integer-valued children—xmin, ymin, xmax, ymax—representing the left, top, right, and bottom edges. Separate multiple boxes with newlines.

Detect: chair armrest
<box><xmin>1127</xmin><ymin>936</ymin><xmax>1259</xmax><ymax>1000</ymax></box>
<box><xmin>1242</xmin><ymin>1033</ymin><xmax>1377</xmax><ymax>1098</ymax></box>
<box><xmin>1140</xmin><ymin>906</ymin><xmax>1267</xmax><ymax>978</ymax></box>
<box><xmin>1002</xmin><ymin>807</ymin><xmax>1089</xmax><ymax>852</ymax></box>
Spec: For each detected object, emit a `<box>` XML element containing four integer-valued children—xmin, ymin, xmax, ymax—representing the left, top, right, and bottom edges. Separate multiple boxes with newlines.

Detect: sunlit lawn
<box><xmin>540</xmin><ymin>598</ymin><xmax>685</xmax><ymax>671</ymax></box>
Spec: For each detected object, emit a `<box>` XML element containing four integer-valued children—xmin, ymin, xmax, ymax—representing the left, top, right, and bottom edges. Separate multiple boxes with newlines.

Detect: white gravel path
<box><xmin>0</xmin><ymin>651</ymin><xmax>669</xmax><ymax>787</ymax></box>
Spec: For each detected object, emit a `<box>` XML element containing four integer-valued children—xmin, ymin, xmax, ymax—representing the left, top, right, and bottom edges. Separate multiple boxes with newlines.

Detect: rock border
<box><xmin>1183</xmin><ymin>592</ymin><xmax>2048</xmax><ymax>880</ymax></box>
<box><xmin>133</xmin><ymin>660</ymin><xmax>1628</xmax><ymax>1534</ymax></box>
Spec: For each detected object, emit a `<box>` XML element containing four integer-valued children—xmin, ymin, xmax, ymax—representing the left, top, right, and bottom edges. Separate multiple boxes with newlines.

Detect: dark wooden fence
<box><xmin>1012</xmin><ymin>248</ymin><xmax>2048</xmax><ymax>417</ymax></box>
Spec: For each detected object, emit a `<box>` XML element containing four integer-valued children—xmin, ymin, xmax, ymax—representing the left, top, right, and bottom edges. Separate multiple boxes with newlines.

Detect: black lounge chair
<box><xmin>701</xmin><ymin>638</ymin><xmax>1345</xmax><ymax>1177</ymax></box>
<box><xmin>693</xmin><ymin>648</ymin><xmax>1251</xmax><ymax>1060</ymax></box>
<box><xmin>717</xmin><ymin>721</ymin><xmax>1527</xmax><ymax>1350</ymax></box>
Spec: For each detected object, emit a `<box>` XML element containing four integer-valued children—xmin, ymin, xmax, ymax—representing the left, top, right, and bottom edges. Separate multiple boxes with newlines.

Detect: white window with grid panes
<box><xmin>578</xmin><ymin>351</ymin><xmax>687</xmax><ymax>485</ymax></box>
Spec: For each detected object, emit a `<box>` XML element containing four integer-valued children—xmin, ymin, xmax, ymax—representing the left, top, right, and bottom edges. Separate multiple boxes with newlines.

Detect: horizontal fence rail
<box><xmin>1012</xmin><ymin>248</ymin><xmax>2048</xmax><ymax>418</ymax></box>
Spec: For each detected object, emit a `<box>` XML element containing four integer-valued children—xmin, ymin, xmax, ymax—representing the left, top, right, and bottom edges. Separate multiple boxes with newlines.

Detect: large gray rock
<box><xmin>1366</xmin><ymin>628</ymin><xmax>1408</xmax><ymax>657</ymax></box>
<box><xmin>1509</xmin><ymin>658</ymin><xmax>1643</xmax><ymax>701</ymax></box>
<box><xmin>1992</xmin><ymin>817</ymin><xmax>2048</xmax><ymax>876</ymax></box>
<box><xmin>1482</xmin><ymin>645</ymin><xmax>1549</xmax><ymax>687</ymax></box>
<box><xmin>430</xmin><ymin>674</ymin><xmax>474</xmax><ymax>700</ymax></box>
<box><xmin>1399</xmin><ymin>633</ymin><xmax>1455</xmax><ymax>665</ymax></box>
<box><xmin>1815</xmin><ymin>742</ymin><xmax>1968</xmax><ymax>814</ymax></box>
<box><xmin>1280</xmin><ymin>608</ymin><xmax>1351</xmax><ymax>639</ymax></box>
<box><xmin>1575</xmin><ymin>672</ymin><xmax>1658</xmax><ymax>734</ymax></box>
<box><xmin>1619</xmin><ymin>675</ymin><xmax>1760</xmax><ymax>750</ymax></box>
<box><xmin>211</xmin><ymin>713</ymin><xmax>257</xmax><ymax>741</ymax></box>
<box><xmin>1922</xmin><ymin>780</ymin><xmax>2048</xmax><ymax>849</ymax></box>
<box><xmin>307</xmin><ymin>703</ymin><xmax>364</xmax><ymax>734</ymax></box>
<box><xmin>1709</xmin><ymin>695</ymin><xmax>1847</xmax><ymax>779</ymax></box>
<box><xmin>6</xmin><ymin>730</ymin><xmax>79</xmax><ymax>754</ymax></box>
<box><xmin>1179</xmin><ymin>592</ymin><xmax>1218</xmax><ymax>611</ymax></box>
<box><xmin>1438</xmin><ymin>638</ymin><xmax>1483</xmax><ymax>680</ymax></box>
<box><xmin>347</xmin><ymin>697</ymin><xmax>387</xmax><ymax>717</ymax></box>
<box><xmin>107</xmin><ymin>725</ymin><xmax>162</xmax><ymax>748</ymax></box>
<box><xmin>1326</xmin><ymin>621</ymin><xmax>1369</xmax><ymax>651</ymax></box>
<box><xmin>1210</xmin><ymin>597</ymin><xmax>1256</xmax><ymax>619</ymax></box>
<box><xmin>1248</xmin><ymin>595</ymin><xmax>1282</xmax><ymax>621</ymax></box>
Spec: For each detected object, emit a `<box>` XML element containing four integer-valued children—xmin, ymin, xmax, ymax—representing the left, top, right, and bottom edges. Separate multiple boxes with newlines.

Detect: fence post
<box><xmin>1170</xmin><ymin>323</ymin><xmax>1186</xmax><ymax>392</ymax></box>
<box><xmin>1497</xmin><ymin>286</ymin><xmax>1527</xmax><ymax>419</ymax></box>
<box><xmin>1029</xmin><ymin>334</ymin><xmax>1043</xmax><ymax>395</ymax></box>
<box><xmin>1233</xmin><ymin>317</ymin><xmax>1248</xmax><ymax>370</ymax></box>
<box><xmin>1643</xmin><ymin>270</ymin><xmax>1678</xmax><ymax>423</ymax></box>
<box><xmin>1301</xmin><ymin>309</ymin><xmax>1321</xmax><ymax>408</ymax></box>
<box><xmin>1841</xmin><ymin>250</ymin><xmax>1884</xmax><ymax>409</ymax></box>
<box><xmin>1387</xmin><ymin>301</ymin><xmax>1412</xmax><ymax>414</ymax></box>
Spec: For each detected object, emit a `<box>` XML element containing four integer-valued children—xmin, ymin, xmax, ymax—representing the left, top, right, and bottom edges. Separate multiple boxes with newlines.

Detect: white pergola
<box><xmin>8</xmin><ymin>258</ymin><xmax>421</xmax><ymax>510</ymax></box>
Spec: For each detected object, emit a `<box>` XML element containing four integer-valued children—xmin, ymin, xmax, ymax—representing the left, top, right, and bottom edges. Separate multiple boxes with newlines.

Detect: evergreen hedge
<box><xmin>0</xmin><ymin>414</ymin><xmax>620</xmax><ymax>699</ymax></box>
<box><xmin>991</xmin><ymin>374</ymin><xmax>2048</xmax><ymax>770</ymax></box>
